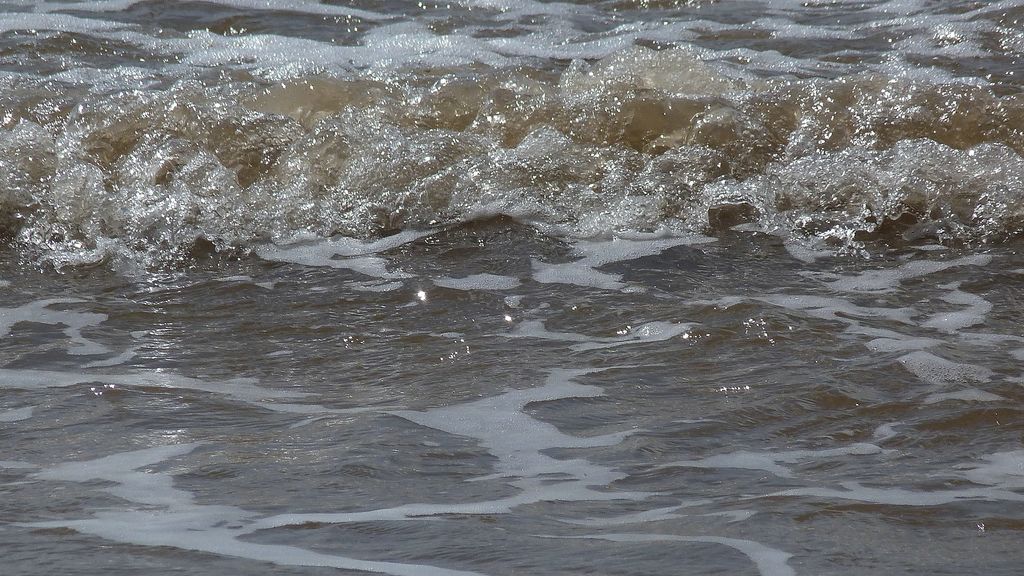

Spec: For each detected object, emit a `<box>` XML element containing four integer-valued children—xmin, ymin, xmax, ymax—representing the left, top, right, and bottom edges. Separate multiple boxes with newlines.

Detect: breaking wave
<box><xmin>0</xmin><ymin>1</ymin><xmax>1022</xmax><ymax>267</ymax></box>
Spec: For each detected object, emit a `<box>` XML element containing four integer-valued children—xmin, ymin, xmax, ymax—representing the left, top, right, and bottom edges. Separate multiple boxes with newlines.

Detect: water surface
<box><xmin>1</xmin><ymin>1</ymin><xmax>1023</xmax><ymax>575</ymax></box>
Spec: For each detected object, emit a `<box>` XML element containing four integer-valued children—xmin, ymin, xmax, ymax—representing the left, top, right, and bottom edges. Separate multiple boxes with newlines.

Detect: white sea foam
<box><xmin>0</xmin><ymin>405</ymin><xmax>34</xmax><ymax>423</ymax></box>
<box><xmin>921</xmin><ymin>282</ymin><xmax>993</xmax><ymax>333</ymax></box>
<box><xmin>822</xmin><ymin>255</ymin><xmax>992</xmax><ymax>293</ymax></box>
<box><xmin>0</xmin><ymin>460</ymin><xmax>38</xmax><ymax>469</ymax></box>
<box><xmin>433</xmin><ymin>273</ymin><xmax>521</xmax><ymax>291</ymax></box>
<box><xmin>0</xmin><ymin>298</ymin><xmax>110</xmax><ymax>356</ymax></box>
<box><xmin>872</xmin><ymin>422</ymin><xmax>904</xmax><ymax>443</ymax></box>
<box><xmin>865</xmin><ymin>335</ymin><xmax>942</xmax><ymax>352</ymax></box>
<box><xmin>897</xmin><ymin>351</ymin><xmax>993</xmax><ymax>388</ymax></box>
<box><xmin>0</xmin><ymin>368</ymin><xmax>367</xmax><ymax>415</ymax></box>
<box><xmin>532</xmin><ymin>234</ymin><xmax>711</xmax><ymax>290</ymax></box>
<box><xmin>391</xmin><ymin>368</ymin><xmax>634</xmax><ymax>486</ymax></box>
<box><xmin>657</xmin><ymin>443</ymin><xmax>883</xmax><ymax>479</ymax></box>
<box><xmin>510</xmin><ymin>319</ymin><xmax>695</xmax><ymax>352</ymax></box>
<box><xmin>557</xmin><ymin>533</ymin><xmax>795</xmax><ymax>576</ymax></box>
<box><xmin>767</xmin><ymin>481</ymin><xmax>1024</xmax><ymax>506</ymax></box>
<box><xmin>248</xmin><ymin>368</ymin><xmax>646</xmax><ymax>533</ymax></box>
<box><xmin>349</xmin><ymin>280</ymin><xmax>405</xmax><ymax>292</ymax></box>
<box><xmin>956</xmin><ymin>450</ymin><xmax>1024</xmax><ymax>489</ymax></box>
<box><xmin>255</xmin><ymin>230</ymin><xmax>429</xmax><ymax>278</ymax></box>
<box><xmin>26</xmin><ymin>443</ymin><xmax>485</xmax><ymax>576</ymax></box>
<box><xmin>756</xmin><ymin>295</ymin><xmax>916</xmax><ymax>325</ymax></box>
<box><xmin>922</xmin><ymin>389</ymin><xmax>1005</xmax><ymax>404</ymax></box>
<box><xmin>35</xmin><ymin>0</ymin><xmax>386</xmax><ymax>21</ymax></box>
<box><xmin>81</xmin><ymin>347</ymin><xmax>137</xmax><ymax>368</ymax></box>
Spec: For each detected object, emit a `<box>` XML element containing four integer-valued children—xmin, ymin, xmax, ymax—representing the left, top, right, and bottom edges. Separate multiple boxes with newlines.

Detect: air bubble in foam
<box><xmin>0</xmin><ymin>406</ymin><xmax>34</xmax><ymax>422</ymax></box>
<box><xmin>897</xmin><ymin>351</ymin><xmax>993</xmax><ymax>388</ymax></box>
<box><xmin>433</xmin><ymin>273</ymin><xmax>521</xmax><ymax>291</ymax></box>
<box><xmin>922</xmin><ymin>389</ymin><xmax>1004</xmax><ymax>404</ymax></box>
<box><xmin>510</xmin><ymin>319</ymin><xmax>696</xmax><ymax>352</ymax></box>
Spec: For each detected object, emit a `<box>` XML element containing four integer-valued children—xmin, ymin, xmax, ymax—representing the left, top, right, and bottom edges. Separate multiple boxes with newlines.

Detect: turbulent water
<box><xmin>2</xmin><ymin>1</ymin><xmax>1024</xmax><ymax>574</ymax></box>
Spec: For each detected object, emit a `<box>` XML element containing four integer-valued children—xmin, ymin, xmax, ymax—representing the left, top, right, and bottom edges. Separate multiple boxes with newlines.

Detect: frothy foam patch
<box><xmin>349</xmin><ymin>280</ymin><xmax>405</xmax><ymax>292</ymax></box>
<box><xmin>872</xmin><ymin>422</ymin><xmax>904</xmax><ymax>443</ymax></box>
<box><xmin>897</xmin><ymin>351</ymin><xmax>993</xmax><ymax>388</ymax></box>
<box><xmin>782</xmin><ymin>239</ymin><xmax>830</xmax><ymax>263</ymax></box>
<box><xmin>922</xmin><ymin>389</ymin><xmax>1005</xmax><ymax>404</ymax></box>
<box><xmin>255</xmin><ymin>230</ymin><xmax>429</xmax><ymax>278</ymax></box>
<box><xmin>0</xmin><ymin>12</ymin><xmax>130</xmax><ymax>35</ymax></box>
<box><xmin>0</xmin><ymin>368</ymin><xmax>365</xmax><ymax>415</ymax></box>
<box><xmin>766</xmin><ymin>481</ymin><xmax>1024</xmax><ymax>506</ymax></box>
<box><xmin>656</xmin><ymin>443</ymin><xmax>883</xmax><ymax>479</ymax></box>
<box><xmin>956</xmin><ymin>451</ymin><xmax>1024</xmax><ymax>490</ymax></box>
<box><xmin>822</xmin><ymin>255</ymin><xmax>992</xmax><ymax>293</ymax></box>
<box><xmin>81</xmin><ymin>347</ymin><xmax>137</xmax><ymax>368</ymax></box>
<box><xmin>865</xmin><ymin>335</ymin><xmax>942</xmax><ymax>352</ymax></box>
<box><xmin>213</xmin><ymin>275</ymin><xmax>274</xmax><ymax>289</ymax></box>
<box><xmin>921</xmin><ymin>282</ymin><xmax>993</xmax><ymax>333</ymax></box>
<box><xmin>0</xmin><ymin>460</ymin><xmax>37</xmax><ymax>469</ymax></box>
<box><xmin>0</xmin><ymin>298</ymin><xmax>110</xmax><ymax>356</ymax></box>
<box><xmin>38</xmin><ymin>0</ymin><xmax>386</xmax><ymax>20</ymax></box>
<box><xmin>25</xmin><ymin>443</ymin><xmax>485</xmax><ymax>576</ymax></box>
<box><xmin>756</xmin><ymin>295</ymin><xmax>915</xmax><ymax>325</ymax></box>
<box><xmin>510</xmin><ymin>319</ymin><xmax>696</xmax><ymax>351</ymax></box>
<box><xmin>554</xmin><ymin>533</ymin><xmax>795</xmax><ymax>576</ymax></box>
<box><xmin>433</xmin><ymin>273</ymin><xmax>521</xmax><ymax>291</ymax></box>
<box><xmin>391</xmin><ymin>368</ymin><xmax>635</xmax><ymax>488</ymax></box>
<box><xmin>248</xmin><ymin>368</ymin><xmax>646</xmax><ymax>533</ymax></box>
<box><xmin>558</xmin><ymin>501</ymin><xmax>710</xmax><ymax>527</ymax></box>
<box><xmin>0</xmin><ymin>405</ymin><xmax>34</xmax><ymax>423</ymax></box>
<box><xmin>532</xmin><ymin>235</ymin><xmax>711</xmax><ymax>290</ymax></box>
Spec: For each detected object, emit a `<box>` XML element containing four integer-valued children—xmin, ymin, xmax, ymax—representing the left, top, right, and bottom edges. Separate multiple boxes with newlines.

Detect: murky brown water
<box><xmin>1</xmin><ymin>1</ymin><xmax>1023</xmax><ymax>575</ymax></box>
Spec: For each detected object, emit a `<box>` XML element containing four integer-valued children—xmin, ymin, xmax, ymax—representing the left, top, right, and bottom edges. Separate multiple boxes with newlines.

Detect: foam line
<box><xmin>433</xmin><ymin>274</ymin><xmax>521</xmax><ymax>291</ymax></box>
<box><xmin>37</xmin><ymin>0</ymin><xmax>386</xmax><ymax>21</ymax></box>
<box><xmin>0</xmin><ymin>406</ymin><xmax>34</xmax><ymax>423</ymax></box>
<box><xmin>555</xmin><ymin>501</ymin><xmax>712</xmax><ymax>527</ymax></box>
<box><xmin>509</xmin><ymin>320</ymin><xmax>696</xmax><ymax>352</ymax></box>
<box><xmin>897</xmin><ymin>351</ymin><xmax>993</xmax><ymax>388</ymax></box>
<box><xmin>871</xmin><ymin>422</ymin><xmax>904</xmax><ymax>443</ymax></box>
<box><xmin>823</xmin><ymin>255</ymin><xmax>992</xmax><ymax>293</ymax></box>
<box><xmin>956</xmin><ymin>451</ymin><xmax>1024</xmax><ymax>489</ymax></box>
<box><xmin>0</xmin><ymin>298</ymin><xmax>110</xmax><ymax>356</ymax></box>
<box><xmin>252</xmin><ymin>368</ymin><xmax>647</xmax><ymax>532</ymax></box>
<box><xmin>922</xmin><ymin>389</ymin><xmax>1005</xmax><ymax>404</ymax></box>
<box><xmin>922</xmin><ymin>282</ymin><xmax>993</xmax><ymax>333</ymax></box>
<box><xmin>0</xmin><ymin>368</ymin><xmax>366</xmax><ymax>415</ymax></box>
<box><xmin>532</xmin><ymin>235</ymin><xmax>711</xmax><ymax>290</ymax></box>
<box><xmin>550</xmin><ymin>533</ymin><xmax>795</xmax><ymax>576</ymax></box>
<box><xmin>255</xmin><ymin>230</ymin><xmax>429</xmax><ymax>278</ymax></box>
<box><xmin>27</xmin><ymin>444</ymin><xmax>487</xmax><ymax>576</ymax></box>
<box><xmin>756</xmin><ymin>295</ymin><xmax>916</xmax><ymax>325</ymax></box>
<box><xmin>656</xmin><ymin>443</ymin><xmax>882</xmax><ymax>479</ymax></box>
<box><xmin>766</xmin><ymin>481</ymin><xmax>1024</xmax><ymax>506</ymax></box>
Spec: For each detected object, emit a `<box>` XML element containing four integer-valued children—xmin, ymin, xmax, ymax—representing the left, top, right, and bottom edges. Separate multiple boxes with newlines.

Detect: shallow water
<box><xmin>1</xmin><ymin>1</ymin><xmax>1024</xmax><ymax>575</ymax></box>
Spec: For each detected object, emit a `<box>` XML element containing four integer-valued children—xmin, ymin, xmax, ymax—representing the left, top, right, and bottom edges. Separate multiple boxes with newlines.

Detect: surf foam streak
<box><xmin>25</xmin><ymin>444</ymin><xmax>488</xmax><ymax>576</ymax></box>
<box><xmin>15</xmin><ymin>366</ymin><xmax>791</xmax><ymax>575</ymax></box>
<box><xmin>550</xmin><ymin>533</ymin><xmax>795</xmax><ymax>576</ymax></box>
